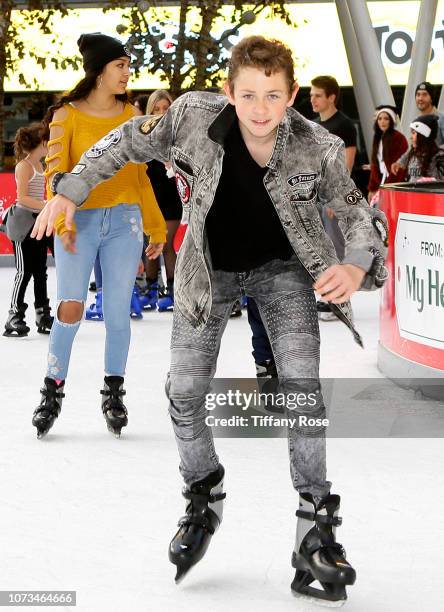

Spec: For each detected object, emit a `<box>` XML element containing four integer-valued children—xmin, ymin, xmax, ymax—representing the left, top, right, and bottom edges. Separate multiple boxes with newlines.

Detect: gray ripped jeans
<box><xmin>168</xmin><ymin>255</ymin><xmax>331</xmax><ymax>500</ymax></box>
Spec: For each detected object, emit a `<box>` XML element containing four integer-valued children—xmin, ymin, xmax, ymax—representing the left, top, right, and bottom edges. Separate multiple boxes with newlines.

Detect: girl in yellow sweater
<box><xmin>32</xmin><ymin>33</ymin><xmax>166</xmax><ymax>439</ymax></box>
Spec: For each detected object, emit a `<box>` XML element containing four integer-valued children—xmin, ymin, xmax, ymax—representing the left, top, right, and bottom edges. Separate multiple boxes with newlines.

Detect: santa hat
<box><xmin>374</xmin><ymin>105</ymin><xmax>398</xmax><ymax>125</ymax></box>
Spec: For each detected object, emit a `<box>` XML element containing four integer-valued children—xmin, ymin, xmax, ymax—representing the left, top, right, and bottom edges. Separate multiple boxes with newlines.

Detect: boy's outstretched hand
<box><xmin>314</xmin><ymin>264</ymin><xmax>366</xmax><ymax>304</ymax></box>
<box><xmin>31</xmin><ymin>195</ymin><xmax>76</xmax><ymax>239</ymax></box>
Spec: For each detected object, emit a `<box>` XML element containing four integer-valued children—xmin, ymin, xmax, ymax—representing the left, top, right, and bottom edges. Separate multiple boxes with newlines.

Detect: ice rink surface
<box><xmin>1</xmin><ymin>265</ymin><xmax>443</xmax><ymax>612</ymax></box>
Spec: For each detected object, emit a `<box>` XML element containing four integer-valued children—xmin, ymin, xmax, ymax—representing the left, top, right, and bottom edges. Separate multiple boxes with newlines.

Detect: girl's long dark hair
<box><xmin>43</xmin><ymin>67</ymin><xmax>128</xmax><ymax>128</ymax></box>
<box><xmin>406</xmin><ymin>133</ymin><xmax>439</xmax><ymax>176</ymax></box>
<box><xmin>371</xmin><ymin>113</ymin><xmax>395</xmax><ymax>167</ymax></box>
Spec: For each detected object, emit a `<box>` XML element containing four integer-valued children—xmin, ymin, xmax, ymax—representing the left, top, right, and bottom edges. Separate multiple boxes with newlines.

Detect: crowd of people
<box><xmin>3</xmin><ymin>57</ymin><xmax>443</xmax><ymax>343</ymax></box>
<box><xmin>0</xmin><ymin>30</ymin><xmax>442</xmax><ymax>606</ymax></box>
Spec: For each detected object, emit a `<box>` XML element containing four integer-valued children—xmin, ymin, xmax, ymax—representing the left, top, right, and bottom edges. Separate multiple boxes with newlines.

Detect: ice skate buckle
<box><xmin>100</xmin><ymin>388</ymin><xmax>126</xmax><ymax>398</ymax></box>
<box><xmin>177</xmin><ymin>490</ymin><xmax>226</xmax><ymax>532</ymax></box>
<box><xmin>296</xmin><ymin>509</ymin><xmax>342</xmax><ymax>527</ymax></box>
<box><xmin>39</xmin><ymin>387</ymin><xmax>65</xmax><ymax>400</ymax></box>
<box><xmin>182</xmin><ymin>490</ymin><xmax>226</xmax><ymax>504</ymax></box>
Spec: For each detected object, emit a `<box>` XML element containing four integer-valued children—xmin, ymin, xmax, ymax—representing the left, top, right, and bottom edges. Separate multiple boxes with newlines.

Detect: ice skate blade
<box><xmin>37</xmin><ymin>327</ymin><xmax>51</xmax><ymax>334</ymax></box>
<box><xmin>291</xmin><ymin>564</ymin><xmax>350</xmax><ymax>607</ymax></box>
<box><xmin>291</xmin><ymin>589</ymin><xmax>346</xmax><ymax>608</ymax></box>
<box><xmin>3</xmin><ymin>330</ymin><xmax>28</xmax><ymax>337</ymax></box>
<box><xmin>36</xmin><ymin>428</ymin><xmax>50</xmax><ymax>440</ymax></box>
<box><xmin>106</xmin><ymin>423</ymin><xmax>123</xmax><ymax>438</ymax></box>
<box><xmin>173</xmin><ymin>562</ymin><xmax>194</xmax><ymax>584</ymax></box>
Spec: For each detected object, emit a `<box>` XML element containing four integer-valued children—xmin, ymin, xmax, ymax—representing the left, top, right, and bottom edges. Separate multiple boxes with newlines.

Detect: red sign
<box><xmin>0</xmin><ymin>173</ymin><xmax>17</xmax><ymax>255</ymax></box>
<box><xmin>379</xmin><ymin>185</ymin><xmax>444</xmax><ymax>371</ymax></box>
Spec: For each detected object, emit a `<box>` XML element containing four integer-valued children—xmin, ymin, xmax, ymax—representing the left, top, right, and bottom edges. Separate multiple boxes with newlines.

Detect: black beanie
<box><xmin>415</xmin><ymin>81</ymin><xmax>435</xmax><ymax>101</ymax></box>
<box><xmin>410</xmin><ymin>114</ymin><xmax>438</xmax><ymax>141</ymax></box>
<box><xmin>77</xmin><ymin>33</ymin><xmax>130</xmax><ymax>73</ymax></box>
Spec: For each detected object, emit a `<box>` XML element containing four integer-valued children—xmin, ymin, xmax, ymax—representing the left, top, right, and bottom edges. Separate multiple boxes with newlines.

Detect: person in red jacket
<box><xmin>367</xmin><ymin>105</ymin><xmax>408</xmax><ymax>203</ymax></box>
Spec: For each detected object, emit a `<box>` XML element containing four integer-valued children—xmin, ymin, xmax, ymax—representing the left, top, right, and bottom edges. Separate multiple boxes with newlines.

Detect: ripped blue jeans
<box><xmin>46</xmin><ymin>204</ymin><xmax>143</xmax><ymax>381</ymax></box>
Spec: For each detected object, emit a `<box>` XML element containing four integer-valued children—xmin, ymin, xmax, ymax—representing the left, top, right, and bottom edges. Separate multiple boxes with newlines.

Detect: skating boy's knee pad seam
<box><xmin>273</xmin><ymin>336</ymin><xmax>320</xmax><ymax>364</ymax></box>
<box><xmin>261</xmin><ymin>289</ymin><xmax>314</xmax><ymax>311</ymax></box>
<box><xmin>271</xmin><ymin>329</ymin><xmax>320</xmax><ymax>345</ymax></box>
<box><xmin>169</xmin><ymin>345</ymin><xmax>217</xmax><ymax>359</ymax></box>
<box><xmin>56</xmin><ymin>299</ymin><xmax>84</xmax><ymax>326</ymax></box>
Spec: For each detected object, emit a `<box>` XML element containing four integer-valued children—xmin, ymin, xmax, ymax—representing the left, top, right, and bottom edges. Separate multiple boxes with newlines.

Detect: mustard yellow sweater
<box><xmin>46</xmin><ymin>103</ymin><xmax>166</xmax><ymax>243</ymax></box>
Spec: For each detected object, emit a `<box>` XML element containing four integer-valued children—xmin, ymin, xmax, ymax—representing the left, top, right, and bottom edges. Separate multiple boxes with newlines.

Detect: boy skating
<box><xmin>33</xmin><ymin>36</ymin><xmax>388</xmax><ymax>605</ymax></box>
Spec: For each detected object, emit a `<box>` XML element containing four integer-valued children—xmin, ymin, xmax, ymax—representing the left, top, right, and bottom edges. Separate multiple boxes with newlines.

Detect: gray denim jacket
<box><xmin>53</xmin><ymin>92</ymin><xmax>388</xmax><ymax>346</ymax></box>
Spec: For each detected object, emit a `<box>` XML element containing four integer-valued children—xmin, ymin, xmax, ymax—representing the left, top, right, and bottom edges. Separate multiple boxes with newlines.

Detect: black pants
<box><xmin>247</xmin><ymin>297</ymin><xmax>273</xmax><ymax>364</ymax></box>
<box><xmin>10</xmin><ymin>232</ymin><xmax>54</xmax><ymax>311</ymax></box>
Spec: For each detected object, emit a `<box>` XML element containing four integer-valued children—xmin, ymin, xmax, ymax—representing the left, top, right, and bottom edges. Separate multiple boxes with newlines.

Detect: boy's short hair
<box><xmin>311</xmin><ymin>75</ymin><xmax>340</xmax><ymax>106</ymax></box>
<box><xmin>227</xmin><ymin>36</ymin><xmax>295</xmax><ymax>93</ymax></box>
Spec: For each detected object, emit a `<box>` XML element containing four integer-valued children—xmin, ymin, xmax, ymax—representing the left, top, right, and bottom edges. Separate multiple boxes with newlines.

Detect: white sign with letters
<box><xmin>395</xmin><ymin>212</ymin><xmax>444</xmax><ymax>349</ymax></box>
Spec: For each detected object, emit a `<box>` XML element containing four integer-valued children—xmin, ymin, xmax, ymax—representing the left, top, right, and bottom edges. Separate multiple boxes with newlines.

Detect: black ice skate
<box><xmin>169</xmin><ymin>464</ymin><xmax>226</xmax><ymax>583</ymax></box>
<box><xmin>35</xmin><ymin>304</ymin><xmax>53</xmax><ymax>334</ymax></box>
<box><xmin>3</xmin><ymin>304</ymin><xmax>30</xmax><ymax>337</ymax></box>
<box><xmin>291</xmin><ymin>492</ymin><xmax>356</xmax><ymax>607</ymax></box>
<box><xmin>32</xmin><ymin>377</ymin><xmax>65</xmax><ymax>439</ymax></box>
<box><xmin>100</xmin><ymin>376</ymin><xmax>128</xmax><ymax>438</ymax></box>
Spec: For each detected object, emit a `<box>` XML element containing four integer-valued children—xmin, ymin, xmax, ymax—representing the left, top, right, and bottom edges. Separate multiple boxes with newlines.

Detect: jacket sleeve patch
<box><xmin>71</xmin><ymin>163</ymin><xmax>86</xmax><ymax>175</ymax></box>
<box><xmin>368</xmin><ymin>247</ymin><xmax>389</xmax><ymax>287</ymax></box>
<box><xmin>85</xmin><ymin>129</ymin><xmax>121</xmax><ymax>158</ymax></box>
<box><xmin>175</xmin><ymin>172</ymin><xmax>191</xmax><ymax>205</ymax></box>
<box><xmin>287</xmin><ymin>173</ymin><xmax>317</xmax><ymax>186</ymax></box>
<box><xmin>344</xmin><ymin>188</ymin><xmax>364</xmax><ymax>205</ymax></box>
<box><xmin>140</xmin><ymin>115</ymin><xmax>162</xmax><ymax>135</ymax></box>
<box><xmin>372</xmin><ymin>217</ymin><xmax>389</xmax><ymax>247</ymax></box>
